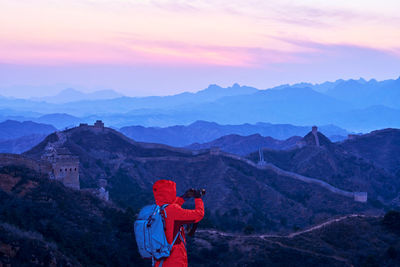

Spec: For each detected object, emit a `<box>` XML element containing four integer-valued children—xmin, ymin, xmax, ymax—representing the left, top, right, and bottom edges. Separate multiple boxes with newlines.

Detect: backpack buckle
<box><xmin>147</xmin><ymin>217</ymin><xmax>154</xmax><ymax>227</ymax></box>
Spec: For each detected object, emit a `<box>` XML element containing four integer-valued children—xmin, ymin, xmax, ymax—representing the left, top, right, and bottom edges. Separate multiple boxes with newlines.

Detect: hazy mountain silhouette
<box><xmin>0</xmin><ymin>134</ymin><xmax>48</xmax><ymax>154</ymax></box>
<box><xmin>324</xmin><ymin>77</ymin><xmax>400</xmax><ymax>109</ymax></box>
<box><xmin>120</xmin><ymin>121</ymin><xmax>348</xmax><ymax>147</ymax></box>
<box><xmin>31</xmin><ymin>88</ymin><xmax>123</xmax><ymax>103</ymax></box>
<box><xmin>1</xmin><ymin>77</ymin><xmax>400</xmax><ymax>131</ymax></box>
<box><xmin>0</xmin><ymin>120</ymin><xmax>56</xmax><ymax>140</ymax></box>
<box><xmin>33</xmin><ymin>113</ymin><xmax>83</xmax><ymax>129</ymax></box>
<box><xmin>0</xmin><ymin>119</ymin><xmax>347</xmax><ymax>153</ymax></box>
<box><xmin>186</xmin><ymin>134</ymin><xmax>301</xmax><ymax>155</ymax></box>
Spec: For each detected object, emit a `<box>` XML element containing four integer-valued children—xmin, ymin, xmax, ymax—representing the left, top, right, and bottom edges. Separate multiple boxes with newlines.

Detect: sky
<box><xmin>1</xmin><ymin>0</ymin><xmax>400</xmax><ymax>97</ymax></box>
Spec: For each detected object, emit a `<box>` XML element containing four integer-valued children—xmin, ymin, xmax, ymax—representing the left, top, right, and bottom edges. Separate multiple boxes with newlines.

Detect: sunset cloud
<box><xmin>0</xmin><ymin>0</ymin><xmax>399</xmax><ymax>95</ymax></box>
<box><xmin>1</xmin><ymin>0</ymin><xmax>399</xmax><ymax>66</ymax></box>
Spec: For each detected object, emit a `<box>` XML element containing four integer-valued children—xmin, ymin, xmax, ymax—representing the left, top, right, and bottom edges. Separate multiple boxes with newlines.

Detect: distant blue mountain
<box><xmin>325</xmin><ymin>78</ymin><xmax>400</xmax><ymax>109</ymax></box>
<box><xmin>0</xmin><ymin>134</ymin><xmax>48</xmax><ymax>154</ymax></box>
<box><xmin>1</xmin><ymin>77</ymin><xmax>399</xmax><ymax>131</ymax></box>
<box><xmin>0</xmin><ymin>120</ymin><xmax>56</xmax><ymax>140</ymax></box>
<box><xmin>31</xmin><ymin>88</ymin><xmax>123</xmax><ymax>103</ymax></box>
<box><xmin>32</xmin><ymin>113</ymin><xmax>83</xmax><ymax>129</ymax></box>
<box><xmin>328</xmin><ymin>105</ymin><xmax>400</xmax><ymax>132</ymax></box>
<box><xmin>120</xmin><ymin>120</ymin><xmax>348</xmax><ymax>147</ymax></box>
<box><xmin>0</xmin><ymin>83</ymin><xmax>259</xmax><ymax>115</ymax></box>
<box><xmin>281</xmin><ymin>77</ymin><xmax>400</xmax><ymax>109</ymax></box>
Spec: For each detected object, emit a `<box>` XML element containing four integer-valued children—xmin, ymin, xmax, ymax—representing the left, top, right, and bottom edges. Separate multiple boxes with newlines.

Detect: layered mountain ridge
<box><xmin>1</xmin><ymin>123</ymin><xmax>400</xmax><ymax>266</ymax></box>
<box><xmin>2</xmin><ymin>77</ymin><xmax>400</xmax><ymax>131</ymax></box>
<box><xmin>21</xmin><ymin>125</ymin><xmax>397</xmax><ymax>233</ymax></box>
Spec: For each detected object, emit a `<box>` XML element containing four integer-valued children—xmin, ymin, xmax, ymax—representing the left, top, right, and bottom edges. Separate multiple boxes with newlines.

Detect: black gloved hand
<box><xmin>181</xmin><ymin>188</ymin><xmax>195</xmax><ymax>200</ymax></box>
<box><xmin>193</xmin><ymin>189</ymin><xmax>204</xmax><ymax>198</ymax></box>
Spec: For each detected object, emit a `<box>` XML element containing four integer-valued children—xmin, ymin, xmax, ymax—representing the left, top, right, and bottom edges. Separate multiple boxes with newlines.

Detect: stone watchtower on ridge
<box><xmin>312</xmin><ymin>126</ymin><xmax>320</xmax><ymax>147</ymax></box>
<box><xmin>94</xmin><ymin>120</ymin><xmax>104</xmax><ymax>129</ymax></box>
<box><xmin>42</xmin><ymin>146</ymin><xmax>80</xmax><ymax>190</ymax></box>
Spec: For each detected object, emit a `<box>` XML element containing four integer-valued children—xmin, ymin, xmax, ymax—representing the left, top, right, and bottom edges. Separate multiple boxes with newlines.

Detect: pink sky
<box><xmin>1</xmin><ymin>0</ymin><xmax>400</xmax><ymax>96</ymax></box>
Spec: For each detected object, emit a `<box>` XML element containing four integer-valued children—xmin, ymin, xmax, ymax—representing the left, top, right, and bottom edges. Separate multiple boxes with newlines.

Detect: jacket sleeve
<box><xmin>173</xmin><ymin>196</ymin><xmax>185</xmax><ymax>207</ymax></box>
<box><xmin>172</xmin><ymin>198</ymin><xmax>204</xmax><ymax>223</ymax></box>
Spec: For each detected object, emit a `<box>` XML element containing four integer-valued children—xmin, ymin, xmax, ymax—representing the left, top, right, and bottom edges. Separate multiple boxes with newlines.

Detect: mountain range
<box><xmin>23</xmin><ymin>125</ymin><xmax>400</xmax><ymax>233</ymax></box>
<box><xmin>247</xmin><ymin>128</ymin><xmax>400</xmax><ymax>203</ymax></box>
<box><xmin>0</xmin><ymin>134</ymin><xmax>49</xmax><ymax>154</ymax></box>
<box><xmin>31</xmin><ymin>88</ymin><xmax>122</xmax><ymax>103</ymax></box>
<box><xmin>0</xmin><ymin>120</ymin><xmax>56</xmax><ymax>140</ymax></box>
<box><xmin>0</xmin><ymin>119</ymin><xmax>349</xmax><ymax>154</ymax></box>
<box><xmin>1</xmin><ymin>77</ymin><xmax>400</xmax><ymax>131</ymax></box>
<box><xmin>120</xmin><ymin>120</ymin><xmax>348</xmax><ymax>147</ymax></box>
<box><xmin>186</xmin><ymin>134</ymin><xmax>301</xmax><ymax>155</ymax></box>
<box><xmin>1</xmin><ymin>123</ymin><xmax>400</xmax><ymax>265</ymax></box>
<box><xmin>0</xmin><ymin>120</ymin><xmax>57</xmax><ymax>154</ymax></box>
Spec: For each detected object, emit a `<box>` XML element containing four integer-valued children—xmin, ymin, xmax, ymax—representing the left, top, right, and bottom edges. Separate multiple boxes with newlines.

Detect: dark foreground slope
<box><xmin>190</xmin><ymin>214</ymin><xmax>400</xmax><ymax>267</ymax></box>
<box><xmin>1</xmin><ymin>164</ymin><xmax>399</xmax><ymax>266</ymax></box>
<box><xmin>0</xmin><ymin>165</ymin><xmax>146</xmax><ymax>267</ymax></box>
<box><xmin>24</xmin><ymin>126</ymin><xmax>378</xmax><ymax>233</ymax></box>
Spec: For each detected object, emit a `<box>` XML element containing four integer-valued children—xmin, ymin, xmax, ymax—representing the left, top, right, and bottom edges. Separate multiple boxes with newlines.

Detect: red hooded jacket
<box><xmin>153</xmin><ymin>180</ymin><xmax>204</xmax><ymax>267</ymax></box>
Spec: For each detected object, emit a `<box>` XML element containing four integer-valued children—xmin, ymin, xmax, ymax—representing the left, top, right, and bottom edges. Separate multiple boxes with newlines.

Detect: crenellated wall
<box><xmin>0</xmin><ymin>153</ymin><xmax>52</xmax><ymax>174</ymax></box>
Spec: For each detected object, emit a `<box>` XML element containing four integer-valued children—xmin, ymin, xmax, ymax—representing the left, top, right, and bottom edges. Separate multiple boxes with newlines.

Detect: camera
<box><xmin>188</xmin><ymin>188</ymin><xmax>206</xmax><ymax>197</ymax></box>
<box><xmin>198</xmin><ymin>189</ymin><xmax>206</xmax><ymax>196</ymax></box>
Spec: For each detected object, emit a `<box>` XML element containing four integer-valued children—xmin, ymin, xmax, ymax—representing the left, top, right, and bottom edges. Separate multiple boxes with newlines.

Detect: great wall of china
<box><xmin>0</xmin><ymin>120</ymin><xmax>110</xmax><ymax>200</ymax></box>
<box><xmin>0</xmin><ymin>122</ymin><xmax>368</xmax><ymax>203</ymax></box>
<box><xmin>129</xmin><ymin>147</ymin><xmax>368</xmax><ymax>203</ymax></box>
<box><xmin>212</xmin><ymin>148</ymin><xmax>367</xmax><ymax>202</ymax></box>
<box><xmin>0</xmin><ymin>153</ymin><xmax>52</xmax><ymax>174</ymax></box>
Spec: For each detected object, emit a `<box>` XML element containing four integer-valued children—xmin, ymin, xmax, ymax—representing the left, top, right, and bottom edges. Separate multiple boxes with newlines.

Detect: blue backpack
<box><xmin>134</xmin><ymin>204</ymin><xmax>185</xmax><ymax>266</ymax></box>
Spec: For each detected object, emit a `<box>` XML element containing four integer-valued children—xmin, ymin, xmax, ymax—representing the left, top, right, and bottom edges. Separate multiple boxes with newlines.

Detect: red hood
<box><xmin>153</xmin><ymin>179</ymin><xmax>176</xmax><ymax>205</ymax></box>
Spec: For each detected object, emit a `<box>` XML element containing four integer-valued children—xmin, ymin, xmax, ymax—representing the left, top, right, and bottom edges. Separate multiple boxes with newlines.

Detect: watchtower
<box><xmin>354</xmin><ymin>192</ymin><xmax>368</xmax><ymax>202</ymax></box>
<box><xmin>348</xmin><ymin>134</ymin><xmax>359</xmax><ymax>140</ymax></box>
<box><xmin>312</xmin><ymin>126</ymin><xmax>320</xmax><ymax>147</ymax></box>
<box><xmin>210</xmin><ymin>147</ymin><xmax>220</xmax><ymax>155</ymax></box>
<box><xmin>43</xmin><ymin>147</ymin><xmax>80</xmax><ymax>190</ymax></box>
<box><xmin>258</xmin><ymin>148</ymin><xmax>266</xmax><ymax>166</ymax></box>
<box><xmin>94</xmin><ymin>120</ymin><xmax>104</xmax><ymax>129</ymax></box>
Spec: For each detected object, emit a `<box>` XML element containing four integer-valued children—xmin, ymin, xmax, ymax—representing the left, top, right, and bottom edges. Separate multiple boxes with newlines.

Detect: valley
<box><xmin>0</xmin><ymin>120</ymin><xmax>399</xmax><ymax>266</ymax></box>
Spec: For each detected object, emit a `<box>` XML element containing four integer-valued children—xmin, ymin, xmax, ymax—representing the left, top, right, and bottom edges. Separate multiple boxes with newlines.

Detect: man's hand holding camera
<box><xmin>179</xmin><ymin>188</ymin><xmax>206</xmax><ymax>237</ymax></box>
<box><xmin>181</xmin><ymin>188</ymin><xmax>206</xmax><ymax>200</ymax></box>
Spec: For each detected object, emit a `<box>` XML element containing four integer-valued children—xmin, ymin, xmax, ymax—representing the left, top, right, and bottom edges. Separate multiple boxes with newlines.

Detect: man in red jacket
<box><xmin>153</xmin><ymin>180</ymin><xmax>204</xmax><ymax>267</ymax></box>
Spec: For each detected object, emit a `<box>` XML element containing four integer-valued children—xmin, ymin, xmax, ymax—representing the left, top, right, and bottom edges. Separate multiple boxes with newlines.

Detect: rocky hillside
<box><xmin>189</xmin><ymin>213</ymin><xmax>400</xmax><ymax>266</ymax></box>
<box><xmin>339</xmin><ymin>128</ymin><xmax>400</xmax><ymax>174</ymax></box>
<box><xmin>23</xmin><ymin>126</ymin><xmax>378</xmax><ymax>233</ymax></box>
<box><xmin>186</xmin><ymin>134</ymin><xmax>301</xmax><ymax>155</ymax></box>
<box><xmin>1</xmin><ymin>157</ymin><xmax>399</xmax><ymax>266</ymax></box>
<box><xmin>247</xmin><ymin>129</ymin><xmax>400</xmax><ymax>205</ymax></box>
<box><xmin>0</xmin><ymin>164</ymin><xmax>146</xmax><ymax>267</ymax></box>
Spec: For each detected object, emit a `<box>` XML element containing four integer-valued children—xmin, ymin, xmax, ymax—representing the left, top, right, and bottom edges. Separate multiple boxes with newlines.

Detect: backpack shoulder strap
<box><xmin>169</xmin><ymin>226</ymin><xmax>186</xmax><ymax>249</ymax></box>
<box><xmin>160</xmin><ymin>204</ymin><xmax>169</xmax><ymax>218</ymax></box>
